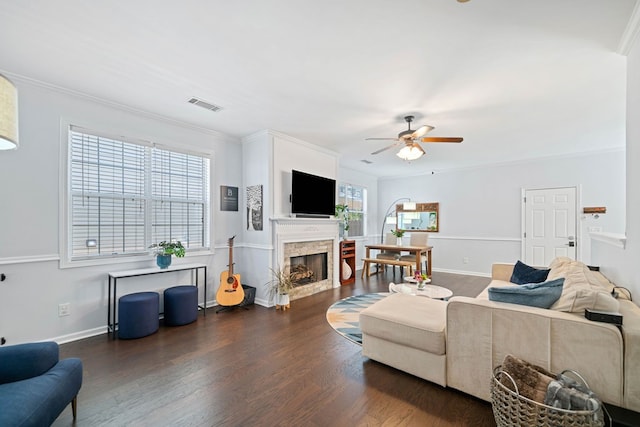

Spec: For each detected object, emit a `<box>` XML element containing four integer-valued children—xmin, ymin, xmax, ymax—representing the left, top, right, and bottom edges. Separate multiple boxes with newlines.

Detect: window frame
<box><xmin>337</xmin><ymin>182</ymin><xmax>367</xmax><ymax>238</ymax></box>
<box><xmin>59</xmin><ymin>121</ymin><xmax>213</xmax><ymax>268</ymax></box>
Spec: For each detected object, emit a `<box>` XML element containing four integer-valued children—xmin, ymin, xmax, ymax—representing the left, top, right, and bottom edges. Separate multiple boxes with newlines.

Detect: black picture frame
<box><xmin>220</xmin><ymin>186</ymin><xmax>239</xmax><ymax>211</ymax></box>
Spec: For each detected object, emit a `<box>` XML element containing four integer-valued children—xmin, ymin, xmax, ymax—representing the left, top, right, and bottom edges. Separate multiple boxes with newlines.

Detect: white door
<box><xmin>523</xmin><ymin>187</ymin><xmax>577</xmax><ymax>266</ymax></box>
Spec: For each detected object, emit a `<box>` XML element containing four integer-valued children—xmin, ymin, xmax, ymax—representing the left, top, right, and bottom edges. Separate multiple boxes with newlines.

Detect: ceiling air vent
<box><xmin>188</xmin><ymin>97</ymin><xmax>223</xmax><ymax>112</ymax></box>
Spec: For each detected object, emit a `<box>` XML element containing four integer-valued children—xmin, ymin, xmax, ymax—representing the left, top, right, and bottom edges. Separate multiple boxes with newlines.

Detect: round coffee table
<box><xmin>389</xmin><ymin>282</ymin><xmax>453</xmax><ymax>300</ymax></box>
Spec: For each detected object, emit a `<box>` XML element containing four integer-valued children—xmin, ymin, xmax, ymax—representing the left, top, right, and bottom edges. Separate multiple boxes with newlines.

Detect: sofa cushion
<box><xmin>360</xmin><ymin>293</ymin><xmax>447</xmax><ymax>355</ymax></box>
<box><xmin>547</xmin><ymin>257</ymin><xmax>619</xmax><ymax>313</ymax></box>
<box><xmin>0</xmin><ymin>358</ymin><xmax>83</xmax><ymax>426</ymax></box>
<box><xmin>510</xmin><ymin>260</ymin><xmax>550</xmax><ymax>285</ymax></box>
<box><xmin>488</xmin><ymin>278</ymin><xmax>564</xmax><ymax>308</ymax></box>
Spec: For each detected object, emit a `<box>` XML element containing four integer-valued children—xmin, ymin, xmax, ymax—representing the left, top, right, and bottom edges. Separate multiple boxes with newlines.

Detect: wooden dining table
<box><xmin>363</xmin><ymin>243</ymin><xmax>432</xmax><ymax>277</ymax></box>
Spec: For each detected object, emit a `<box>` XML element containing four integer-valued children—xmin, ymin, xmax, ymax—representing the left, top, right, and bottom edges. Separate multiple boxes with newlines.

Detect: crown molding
<box><xmin>617</xmin><ymin>0</ymin><xmax>640</xmax><ymax>55</ymax></box>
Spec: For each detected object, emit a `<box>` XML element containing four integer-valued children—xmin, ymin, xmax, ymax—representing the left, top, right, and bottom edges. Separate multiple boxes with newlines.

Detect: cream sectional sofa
<box><xmin>359</xmin><ymin>260</ymin><xmax>640</xmax><ymax>412</ymax></box>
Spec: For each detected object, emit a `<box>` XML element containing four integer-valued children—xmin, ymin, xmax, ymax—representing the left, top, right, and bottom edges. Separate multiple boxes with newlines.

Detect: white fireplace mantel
<box><xmin>270</xmin><ymin>217</ymin><xmax>341</xmax><ymax>291</ymax></box>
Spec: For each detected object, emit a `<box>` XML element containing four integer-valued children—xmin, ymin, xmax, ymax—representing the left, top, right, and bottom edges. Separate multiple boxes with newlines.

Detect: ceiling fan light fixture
<box><xmin>396</xmin><ymin>145</ymin><xmax>423</xmax><ymax>161</ymax></box>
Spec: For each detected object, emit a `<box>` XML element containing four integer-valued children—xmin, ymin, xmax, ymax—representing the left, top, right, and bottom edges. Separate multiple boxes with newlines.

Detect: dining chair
<box><xmin>376</xmin><ymin>233</ymin><xmax>401</xmax><ymax>273</ymax></box>
<box><xmin>399</xmin><ymin>232</ymin><xmax>429</xmax><ymax>275</ymax></box>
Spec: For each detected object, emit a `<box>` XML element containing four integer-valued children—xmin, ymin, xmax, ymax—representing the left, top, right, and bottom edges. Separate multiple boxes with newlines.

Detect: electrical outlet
<box><xmin>58</xmin><ymin>303</ymin><xmax>70</xmax><ymax>317</ymax></box>
<box><xmin>463</xmin><ymin>257</ymin><xmax>469</xmax><ymax>264</ymax></box>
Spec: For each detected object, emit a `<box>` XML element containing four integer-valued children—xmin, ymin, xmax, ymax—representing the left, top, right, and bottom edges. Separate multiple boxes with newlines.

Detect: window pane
<box><xmin>71</xmin><ymin>195</ymin><xmax>146</xmax><ymax>257</ymax></box>
<box><xmin>151</xmin><ymin>148</ymin><xmax>208</xmax><ymax>246</ymax></box>
<box><xmin>337</xmin><ymin>183</ymin><xmax>367</xmax><ymax>237</ymax></box>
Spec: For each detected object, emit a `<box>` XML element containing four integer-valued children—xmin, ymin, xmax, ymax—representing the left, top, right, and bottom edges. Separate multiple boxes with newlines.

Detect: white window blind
<box><xmin>68</xmin><ymin>126</ymin><xmax>210</xmax><ymax>260</ymax></box>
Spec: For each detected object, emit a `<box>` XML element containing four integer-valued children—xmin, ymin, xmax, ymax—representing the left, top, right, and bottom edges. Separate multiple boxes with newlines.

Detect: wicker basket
<box><xmin>490</xmin><ymin>366</ymin><xmax>604</xmax><ymax>427</ymax></box>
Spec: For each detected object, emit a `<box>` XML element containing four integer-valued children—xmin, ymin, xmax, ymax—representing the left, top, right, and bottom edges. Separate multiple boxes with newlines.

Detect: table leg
<box><xmin>415</xmin><ymin>250</ymin><xmax>422</xmax><ymax>275</ymax></box>
<box><xmin>427</xmin><ymin>249</ymin><xmax>432</xmax><ymax>277</ymax></box>
<box><xmin>107</xmin><ymin>277</ymin><xmax>112</xmax><ymax>337</ymax></box>
<box><xmin>112</xmin><ymin>278</ymin><xmax>117</xmax><ymax>340</ymax></box>
<box><xmin>203</xmin><ymin>266</ymin><xmax>207</xmax><ymax>316</ymax></box>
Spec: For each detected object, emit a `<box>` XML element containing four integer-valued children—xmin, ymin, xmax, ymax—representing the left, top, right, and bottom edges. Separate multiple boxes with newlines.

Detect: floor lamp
<box><xmin>380</xmin><ymin>198</ymin><xmax>411</xmax><ymax>243</ymax></box>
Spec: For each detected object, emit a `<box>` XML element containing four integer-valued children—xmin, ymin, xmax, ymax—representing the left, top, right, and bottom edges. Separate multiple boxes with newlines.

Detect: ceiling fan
<box><xmin>366</xmin><ymin>115</ymin><xmax>463</xmax><ymax>160</ymax></box>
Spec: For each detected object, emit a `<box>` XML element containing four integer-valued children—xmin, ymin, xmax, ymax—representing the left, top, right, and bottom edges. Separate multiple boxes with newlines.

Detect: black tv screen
<box><xmin>291</xmin><ymin>170</ymin><xmax>336</xmax><ymax>217</ymax></box>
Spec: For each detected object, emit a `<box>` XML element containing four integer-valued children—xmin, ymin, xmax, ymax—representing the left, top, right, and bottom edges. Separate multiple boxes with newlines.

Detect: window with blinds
<box><xmin>68</xmin><ymin>126</ymin><xmax>210</xmax><ymax>261</ymax></box>
<box><xmin>337</xmin><ymin>183</ymin><xmax>367</xmax><ymax>237</ymax></box>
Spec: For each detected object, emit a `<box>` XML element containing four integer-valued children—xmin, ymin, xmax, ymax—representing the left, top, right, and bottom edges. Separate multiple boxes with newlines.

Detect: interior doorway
<box><xmin>521</xmin><ymin>187</ymin><xmax>577</xmax><ymax>266</ymax></box>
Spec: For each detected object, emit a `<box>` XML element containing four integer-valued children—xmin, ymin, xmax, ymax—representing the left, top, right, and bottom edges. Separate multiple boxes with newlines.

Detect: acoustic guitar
<box><xmin>217</xmin><ymin>236</ymin><xmax>245</xmax><ymax>306</ymax></box>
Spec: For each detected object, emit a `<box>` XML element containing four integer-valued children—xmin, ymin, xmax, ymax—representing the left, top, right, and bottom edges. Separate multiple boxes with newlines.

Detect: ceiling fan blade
<box><xmin>411</xmin><ymin>125</ymin><xmax>435</xmax><ymax>139</ymax></box>
<box><xmin>413</xmin><ymin>142</ymin><xmax>426</xmax><ymax>155</ymax></box>
<box><xmin>421</xmin><ymin>137</ymin><xmax>464</xmax><ymax>143</ymax></box>
<box><xmin>365</xmin><ymin>137</ymin><xmax>398</xmax><ymax>141</ymax></box>
<box><xmin>371</xmin><ymin>142</ymin><xmax>399</xmax><ymax>155</ymax></box>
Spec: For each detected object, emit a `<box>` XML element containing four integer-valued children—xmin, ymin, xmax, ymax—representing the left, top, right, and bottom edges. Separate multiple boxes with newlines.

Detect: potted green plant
<box><xmin>335</xmin><ymin>204</ymin><xmax>351</xmax><ymax>239</ymax></box>
<box><xmin>391</xmin><ymin>229</ymin><xmax>405</xmax><ymax>245</ymax></box>
<box><xmin>149</xmin><ymin>240</ymin><xmax>185</xmax><ymax>269</ymax></box>
<box><xmin>265</xmin><ymin>266</ymin><xmax>296</xmax><ymax>310</ymax></box>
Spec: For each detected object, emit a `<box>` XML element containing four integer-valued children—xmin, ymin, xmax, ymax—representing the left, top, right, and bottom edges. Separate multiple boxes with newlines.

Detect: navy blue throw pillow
<box><xmin>510</xmin><ymin>260</ymin><xmax>550</xmax><ymax>285</ymax></box>
<box><xmin>488</xmin><ymin>278</ymin><xmax>564</xmax><ymax>309</ymax></box>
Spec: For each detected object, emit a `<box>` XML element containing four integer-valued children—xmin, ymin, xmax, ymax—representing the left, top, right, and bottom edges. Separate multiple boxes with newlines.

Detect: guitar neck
<box><xmin>227</xmin><ymin>236</ymin><xmax>235</xmax><ymax>275</ymax></box>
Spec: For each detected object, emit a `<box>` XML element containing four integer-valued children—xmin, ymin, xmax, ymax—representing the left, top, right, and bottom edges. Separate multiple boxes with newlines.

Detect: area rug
<box><xmin>326</xmin><ymin>292</ymin><xmax>389</xmax><ymax>345</ymax></box>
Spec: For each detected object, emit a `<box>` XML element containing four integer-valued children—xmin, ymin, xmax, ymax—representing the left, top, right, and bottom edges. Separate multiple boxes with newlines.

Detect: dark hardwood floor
<box><xmin>54</xmin><ymin>269</ymin><xmax>495</xmax><ymax>426</ymax></box>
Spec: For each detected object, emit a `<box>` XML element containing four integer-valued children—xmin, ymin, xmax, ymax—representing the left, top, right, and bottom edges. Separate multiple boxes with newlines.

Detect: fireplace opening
<box><xmin>290</xmin><ymin>252</ymin><xmax>328</xmax><ymax>286</ymax></box>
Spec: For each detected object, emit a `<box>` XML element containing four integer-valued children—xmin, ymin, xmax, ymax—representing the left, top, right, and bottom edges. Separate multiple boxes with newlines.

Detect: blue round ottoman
<box><xmin>118</xmin><ymin>292</ymin><xmax>159</xmax><ymax>339</ymax></box>
<box><xmin>164</xmin><ymin>285</ymin><xmax>198</xmax><ymax>326</ymax></box>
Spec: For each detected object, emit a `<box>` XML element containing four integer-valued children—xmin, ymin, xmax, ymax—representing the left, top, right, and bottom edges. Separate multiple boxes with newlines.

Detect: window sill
<box><xmin>60</xmin><ymin>250</ymin><xmax>213</xmax><ymax>269</ymax></box>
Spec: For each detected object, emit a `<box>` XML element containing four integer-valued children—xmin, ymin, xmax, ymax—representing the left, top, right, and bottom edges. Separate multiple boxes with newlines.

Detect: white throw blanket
<box><xmin>547</xmin><ymin>257</ymin><xmax>619</xmax><ymax>313</ymax></box>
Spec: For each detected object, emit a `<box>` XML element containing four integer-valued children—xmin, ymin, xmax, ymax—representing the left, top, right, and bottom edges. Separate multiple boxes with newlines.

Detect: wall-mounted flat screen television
<box><xmin>291</xmin><ymin>170</ymin><xmax>336</xmax><ymax>217</ymax></box>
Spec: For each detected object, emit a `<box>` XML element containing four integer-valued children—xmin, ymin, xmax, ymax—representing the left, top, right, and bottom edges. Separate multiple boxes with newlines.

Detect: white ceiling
<box><xmin>0</xmin><ymin>0</ymin><xmax>636</xmax><ymax>177</ymax></box>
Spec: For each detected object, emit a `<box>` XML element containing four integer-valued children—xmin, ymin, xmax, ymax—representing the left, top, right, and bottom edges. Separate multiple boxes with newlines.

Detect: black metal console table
<box><xmin>107</xmin><ymin>263</ymin><xmax>207</xmax><ymax>339</ymax></box>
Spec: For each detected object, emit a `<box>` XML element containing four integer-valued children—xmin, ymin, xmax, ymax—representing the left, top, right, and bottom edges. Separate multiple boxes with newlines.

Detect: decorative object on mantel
<box><xmin>149</xmin><ymin>240</ymin><xmax>185</xmax><ymax>269</ymax></box>
<box><xmin>391</xmin><ymin>229</ymin><xmax>405</xmax><ymax>246</ymax></box>
<box><xmin>265</xmin><ymin>266</ymin><xmax>296</xmax><ymax>311</ymax></box>
<box><xmin>335</xmin><ymin>204</ymin><xmax>352</xmax><ymax>239</ymax></box>
<box><xmin>0</xmin><ymin>73</ymin><xmax>19</xmax><ymax>150</ymax></box>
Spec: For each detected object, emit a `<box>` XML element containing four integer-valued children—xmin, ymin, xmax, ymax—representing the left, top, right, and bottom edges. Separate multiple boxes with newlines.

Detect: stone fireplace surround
<box><xmin>271</xmin><ymin>217</ymin><xmax>340</xmax><ymax>301</ymax></box>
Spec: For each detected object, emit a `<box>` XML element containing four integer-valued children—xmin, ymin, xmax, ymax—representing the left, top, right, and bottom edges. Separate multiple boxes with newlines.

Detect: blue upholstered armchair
<box><xmin>0</xmin><ymin>341</ymin><xmax>83</xmax><ymax>426</ymax></box>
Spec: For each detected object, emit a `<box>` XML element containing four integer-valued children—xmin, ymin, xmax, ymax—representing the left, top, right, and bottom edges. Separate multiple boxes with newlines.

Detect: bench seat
<box><xmin>361</xmin><ymin>258</ymin><xmax>414</xmax><ymax>278</ymax></box>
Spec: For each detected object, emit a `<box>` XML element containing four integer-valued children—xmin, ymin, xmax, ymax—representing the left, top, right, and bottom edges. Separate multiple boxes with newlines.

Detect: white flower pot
<box><xmin>276</xmin><ymin>293</ymin><xmax>290</xmax><ymax>310</ymax></box>
<box><xmin>396</xmin><ymin>237</ymin><xmax>402</xmax><ymax>246</ymax></box>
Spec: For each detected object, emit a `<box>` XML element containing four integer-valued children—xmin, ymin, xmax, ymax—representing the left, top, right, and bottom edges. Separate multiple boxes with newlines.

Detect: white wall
<box><xmin>592</xmin><ymin>30</ymin><xmax>640</xmax><ymax>299</ymax></box>
<box><xmin>378</xmin><ymin>150</ymin><xmax>625</xmax><ymax>276</ymax></box>
<box><xmin>271</xmin><ymin>131</ymin><xmax>339</xmax><ymax>217</ymax></box>
<box><xmin>240</xmin><ymin>130</ymin><xmax>340</xmax><ymax>305</ymax></box>
<box><xmin>0</xmin><ymin>78</ymin><xmax>244</xmax><ymax>345</ymax></box>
